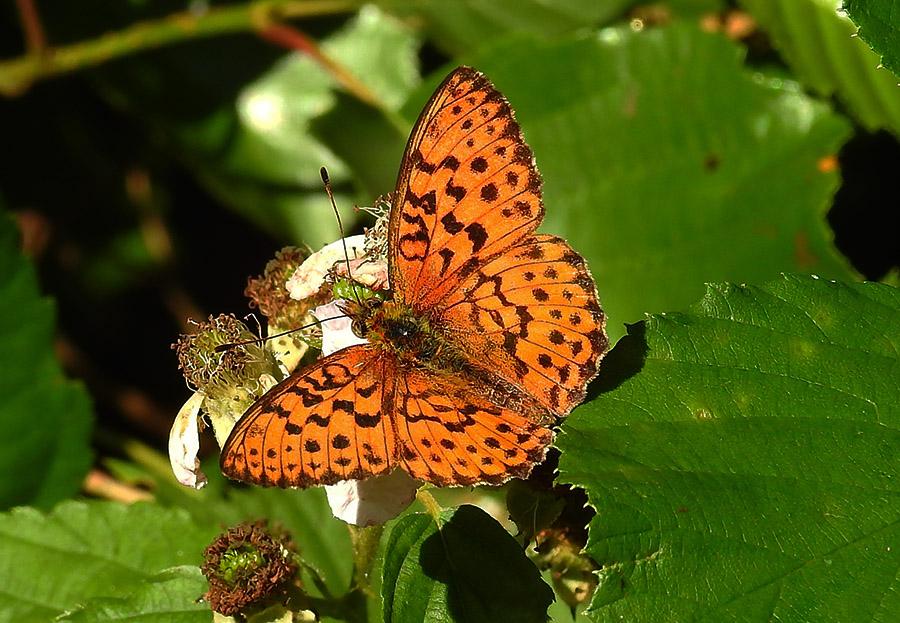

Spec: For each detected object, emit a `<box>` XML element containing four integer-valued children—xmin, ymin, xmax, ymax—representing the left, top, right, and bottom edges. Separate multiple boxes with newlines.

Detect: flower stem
<box><xmin>349</xmin><ymin>523</ymin><xmax>384</xmax><ymax>594</ymax></box>
<box><xmin>416</xmin><ymin>488</ymin><xmax>443</xmax><ymax>521</ymax></box>
<box><xmin>14</xmin><ymin>0</ymin><xmax>47</xmax><ymax>55</ymax></box>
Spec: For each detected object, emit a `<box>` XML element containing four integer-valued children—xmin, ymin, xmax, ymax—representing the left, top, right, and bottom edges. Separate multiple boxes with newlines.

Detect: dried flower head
<box><xmin>173</xmin><ymin>314</ymin><xmax>276</xmax><ymax>399</ymax></box>
<box><xmin>245</xmin><ymin>246</ymin><xmax>312</xmax><ymax>336</ymax></box>
<box><xmin>359</xmin><ymin>194</ymin><xmax>391</xmax><ymax>261</ymax></box>
<box><xmin>533</xmin><ymin>525</ymin><xmax>598</xmax><ymax>615</ymax></box>
<box><xmin>170</xmin><ymin>315</ymin><xmax>287</xmax><ymax>487</ymax></box>
<box><xmin>171</xmin><ymin>234</ymin><xmax>416</xmax><ymax>523</ymax></box>
<box><xmin>202</xmin><ymin>520</ymin><xmax>299</xmax><ymax>616</ymax></box>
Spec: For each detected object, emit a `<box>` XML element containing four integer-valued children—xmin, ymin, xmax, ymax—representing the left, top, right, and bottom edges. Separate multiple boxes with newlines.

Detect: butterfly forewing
<box><xmin>389</xmin><ymin>67</ymin><xmax>606</xmax><ymax>416</ymax></box>
<box><xmin>389</xmin><ymin>66</ymin><xmax>544</xmax><ymax>309</ymax></box>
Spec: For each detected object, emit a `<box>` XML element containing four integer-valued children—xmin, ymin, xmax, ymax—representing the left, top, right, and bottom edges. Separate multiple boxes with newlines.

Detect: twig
<box><xmin>258</xmin><ymin>22</ymin><xmax>381</xmax><ymax>108</ymax></box>
<box><xmin>14</xmin><ymin>0</ymin><xmax>47</xmax><ymax>55</ymax></box>
<box><xmin>348</xmin><ymin>523</ymin><xmax>384</xmax><ymax>594</ymax></box>
<box><xmin>83</xmin><ymin>468</ymin><xmax>155</xmax><ymax>503</ymax></box>
<box><xmin>416</xmin><ymin>488</ymin><xmax>443</xmax><ymax>520</ymax></box>
<box><xmin>0</xmin><ymin>0</ymin><xmax>361</xmax><ymax>97</ymax></box>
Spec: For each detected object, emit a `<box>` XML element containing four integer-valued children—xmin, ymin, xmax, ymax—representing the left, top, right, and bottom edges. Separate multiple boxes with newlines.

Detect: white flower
<box><xmin>312</xmin><ymin>300</ymin><xmax>368</xmax><ymax>355</ymax></box>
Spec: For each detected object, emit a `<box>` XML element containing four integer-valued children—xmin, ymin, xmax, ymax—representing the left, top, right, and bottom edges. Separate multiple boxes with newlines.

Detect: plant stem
<box><xmin>349</xmin><ymin>523</ymin><xmax>384</xmax><ymax>593</ymax></box>
<box><xmin>0</xmin><ymin>0</ymin><xmax>362</xmax><ymax>97</ymax></box>
<box><xmin>416</xmin><ymin>488</ymin><xmax>443</xmax><ymax>520</ymax></box>
<box><xmin>258</xmin><ymin>22</ymin><xmax>381</xmax><ymax>108</ymax></box>
<box><xmin>14</xmin><ymin>0</ymin><xmax>47</xmax><ymax>55</ymax></box>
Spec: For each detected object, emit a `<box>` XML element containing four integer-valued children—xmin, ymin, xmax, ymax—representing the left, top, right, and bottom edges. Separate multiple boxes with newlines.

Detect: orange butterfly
<box><xmin>221</xmin><ymin>67</ymin><xmax>608</xmax><ymax>488</ymax></box>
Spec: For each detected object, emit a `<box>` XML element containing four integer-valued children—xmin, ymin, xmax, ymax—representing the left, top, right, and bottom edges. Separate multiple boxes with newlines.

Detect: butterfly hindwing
<box><xmin>391</xmin><ymin>367</ymin><xmax>553</xmax><ymax>486</ymax></box>
<box><xmin>220</xmin><ymin>345</ymin><xmax>395</xmax><ymax>487</ymax></box>
<box><xmin>438</xmin><ymin>234</ymin><xmax>607</xmax><ymax>415</ymax></box>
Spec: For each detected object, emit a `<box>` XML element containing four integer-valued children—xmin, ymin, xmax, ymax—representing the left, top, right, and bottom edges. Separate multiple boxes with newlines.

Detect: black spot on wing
<box><xmin>441</xmin><ymin>212</ymin><xmax>465</xmax><ymax>235</ymax></box>
<box><xmin>465</xmin><ymin>222</ymin><xmax>488</xmax><ymax>253</ymax></box>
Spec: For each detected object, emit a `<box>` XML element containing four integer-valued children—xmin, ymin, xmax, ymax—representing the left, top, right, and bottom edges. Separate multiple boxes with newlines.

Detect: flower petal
<box><xmin>169</xmin><ymin>392</ymin><xmax>208</xmax><ymax>489</ymax></box>
<box><xmin>313</xmin><ymin>301</ymin><xmax>368</xmax><ymax>356</ymax></box>
<box><xmin>325</xmin><ymin>469</ymin><xmax>420</xmax><ymax>526</ymax></box>
<box><xmin>286</xmin><ymin>235</ymin><xmax>367</xmax><ymax>301</ymax></box>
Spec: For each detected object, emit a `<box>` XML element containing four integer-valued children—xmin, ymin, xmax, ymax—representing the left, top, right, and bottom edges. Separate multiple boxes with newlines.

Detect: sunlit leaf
<box><xmin>843</xmin><ymin>0</ymin><xmax>900</xmax><ymax>81</ymax></box>
<box><xmin>462</xmin><ymin>25</ymin><xmax>853</xmax><ymax>339</ymax></box>
<box><xmin>559</xmin><ymin>275</ymin><xmax>900</xmax><ymax>622</ymax></box>
<box><xmin>57</xmin><ymin>566</ymin><xmax>210</xmax><ymax>623</ymax></box>
<box><xmin>741</xmin><ymin>0</ymin><xmax>900</xmax><ymax>137</ymax></box>
<box><xmin>0</xmin><ymin>501</ymin><xmax>217</xmax><ymax>623</ymax></box>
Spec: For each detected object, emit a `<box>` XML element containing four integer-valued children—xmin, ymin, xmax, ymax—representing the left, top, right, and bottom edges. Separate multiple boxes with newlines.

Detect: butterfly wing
<box><xmin>390</xmin><ymin>366</ymin><xmax>554</xmax><ymax>486</ymax></box>
<box><xmin>388</xmin><ymin>66</ymin><xmax>607</xmax><ymax>416</ymax></box>
<box><xmin>389</xmin><ymin>66</ymin><xmax>543</xmax><ymax>309</ymax></box>
<box><xmin>437</xmin><ymin>234</ymin><xmax>607</xmax><ymax>416</ymax></box>
<box><xmin>220</xmin><ymin>345</ymin><xmax>396</xmax><ymax>488</ymax></box>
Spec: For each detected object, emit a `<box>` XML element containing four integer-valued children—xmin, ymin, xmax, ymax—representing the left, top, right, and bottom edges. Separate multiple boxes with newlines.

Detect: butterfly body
<box><xmin>221</xmin><ymin>67</ymin><xmax>608</xmax><ymax>489</ymax></box>
<box><xmin>349</xmin><ymin>298</ymin><xmax>465</xmax><ymax>373</ymax></box>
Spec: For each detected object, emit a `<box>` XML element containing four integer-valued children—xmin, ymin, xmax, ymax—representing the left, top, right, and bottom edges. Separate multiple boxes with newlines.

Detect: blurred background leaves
<box><xmin>0</xmin><ymin>0</ymin><xmax>898</xmax><ymax>621</ymax></box>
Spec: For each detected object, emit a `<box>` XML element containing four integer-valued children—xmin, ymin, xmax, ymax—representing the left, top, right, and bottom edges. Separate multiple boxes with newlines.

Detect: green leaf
<box><xmin>740</xmin><ymin>0</ymin><xmax>900</xmax><ymax>136</ymax></box>
<box><xmin>388</xmin><ymin>0</ymin><xmax>632</xmax><ymax>55</ymax></box>
<box><xmin>324</xmin><ymin>5</ymin><xmax>421</xmax><ymax>112</ymax></box>
<box><xmin>57</xmin><ymin>567</ymin><xmax>210</xmax><ymax>623</ymax></box>
<box><xmin>382</xmin><ymin>505</ymin><xmax>553</xmax><ymax>623</ymax></box>
<box><xmin>843</xmin><ymin>0</ymin><xmax>900</xmax><ymax>82</ymax></box>
<box><xmin>0</xmin><ymin>211</ymin><xmax>93</xmax><ymax>509</ymax></box>
<box><xmin>0</xmin><ymin>500</ymin><xmax>219</xmax><ymax>623</ymax></box>
<box><xmin>557</xmin><ymin>275</ymin><xmax>900</xmax><ymax>622</ymax></box>
<box><xmin>96</xmin><ymin>5</ymin><xmax>419</xmax><ymax>245</ymax></box>
<box><xmin>463</xmin><ymin>25</ymin><xmax>853</xmax><ymax>339</ymax></box>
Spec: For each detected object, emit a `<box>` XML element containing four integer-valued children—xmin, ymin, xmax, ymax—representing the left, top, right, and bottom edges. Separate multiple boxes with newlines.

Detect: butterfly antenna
<box><xmin>320</xmin><ymin>167</ymin><xmax>362</xmax><ymax>304</ymax></box>
<box><xmin>214</xmin><ymin>314</ymin><xmax>348</xmax><ymax>353</ymax></box>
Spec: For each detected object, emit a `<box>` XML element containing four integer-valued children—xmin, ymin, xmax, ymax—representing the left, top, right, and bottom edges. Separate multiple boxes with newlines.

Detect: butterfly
<box><xmin>221</xmin><ymin>66</ymin><xmax>608</xmax><ymax>488</ymax></box>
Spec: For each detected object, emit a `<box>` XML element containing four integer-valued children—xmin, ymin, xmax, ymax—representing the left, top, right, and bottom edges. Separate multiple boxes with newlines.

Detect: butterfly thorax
<box><xmin>345</xmin><ymin>297</ymin><xmax>468</xmax><ymax>373</ymax></box>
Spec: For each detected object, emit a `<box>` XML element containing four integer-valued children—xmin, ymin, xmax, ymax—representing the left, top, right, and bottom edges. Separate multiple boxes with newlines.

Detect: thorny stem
<box><xmin>0</xmin><ymin>0</ymin><xmax>363</xmax><ymax>97</ymax></box>
<box><xmin>284</xmin><ymin>538</ymin><xmax>373</xmax><ymax>623</ymax></box>
<box><xmin>226</xmin><ymin>523</ymin><xmax>383</xmax><ymax>622</ymax></box>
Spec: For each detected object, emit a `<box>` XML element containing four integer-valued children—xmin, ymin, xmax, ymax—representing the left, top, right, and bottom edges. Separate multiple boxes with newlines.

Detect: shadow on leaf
<box><xmin>586</xmin><ymin>320</ymin><xmax>648</xmax><ymax>401</ymax></box>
